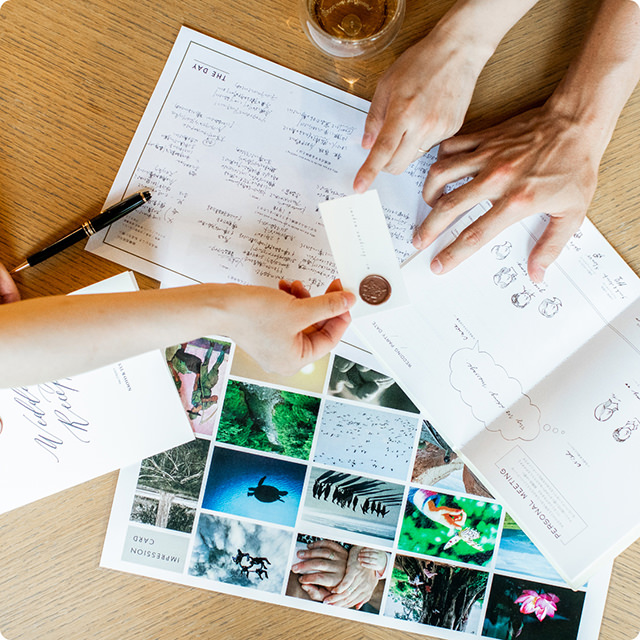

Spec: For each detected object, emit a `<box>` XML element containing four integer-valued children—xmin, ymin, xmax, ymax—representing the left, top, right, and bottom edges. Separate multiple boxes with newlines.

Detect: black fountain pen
<box><xmin>11</xmin><ymin>190</ymin><xmax>152</xmax><ymax>273</ymax></box>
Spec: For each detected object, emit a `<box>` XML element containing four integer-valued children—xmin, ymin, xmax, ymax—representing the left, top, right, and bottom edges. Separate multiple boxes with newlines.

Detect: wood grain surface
<box><xmin>1</xmin><ymin>0</ymin><xmax>639</xmax><ymax>638</ymax></box>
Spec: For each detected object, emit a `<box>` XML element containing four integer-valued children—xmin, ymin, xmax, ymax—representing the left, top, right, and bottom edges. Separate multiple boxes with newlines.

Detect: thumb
<box><xmin>295</xmin><ymin>290</ymin><xmax>356</xmax><ymax>329</ymax></box>
<box><xmin>528</xmin><ymin>216</ymin><xmax>581</xmax><ymax>283</ymax></box>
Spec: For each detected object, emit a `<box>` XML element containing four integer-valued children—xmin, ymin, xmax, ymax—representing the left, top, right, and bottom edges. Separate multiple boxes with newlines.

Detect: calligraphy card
<box><xmin>0</xmin><ymin>272</ymin><xmax>194</xmax><ymax>514</ymax></box>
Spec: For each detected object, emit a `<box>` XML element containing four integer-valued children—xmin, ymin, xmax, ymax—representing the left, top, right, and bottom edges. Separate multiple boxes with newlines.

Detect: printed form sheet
<box><xmin>96</xmin><ymin>27</ymin><xmax>611</xmax><ymax>640</ymax></box>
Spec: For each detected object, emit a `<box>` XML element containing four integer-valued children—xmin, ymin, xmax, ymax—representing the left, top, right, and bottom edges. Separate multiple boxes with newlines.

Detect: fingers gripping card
<box><xmin>319</xmin><ymin>190</ymin><xmax>410</xmax><ymax>318</ymax></box>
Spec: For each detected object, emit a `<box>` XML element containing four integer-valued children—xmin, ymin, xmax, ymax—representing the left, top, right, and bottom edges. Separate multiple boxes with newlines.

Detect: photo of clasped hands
<box><xmin>289</xmin><ymin>539</ymin><xmax>388</xmax><ymax>610</ymax></box>
<box><xmin>354</xmin><ymin>0</ymin><xmax>640</xmax><ymax>284</ymax></box>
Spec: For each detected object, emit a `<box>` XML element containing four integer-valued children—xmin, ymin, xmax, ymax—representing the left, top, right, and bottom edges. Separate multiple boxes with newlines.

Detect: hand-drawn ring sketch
<box><xmin>493</xmin><ymin>267</ymin><xmax>517</xmax><ymax>288</ymax></box>
<box><xmin>511</xmin><ymin>287</ymin><xmax>533</xmax><ymax>309</ymax></box>
<box><xmin>491</xmin><ymin>241</ymin><xmax>512</xmax><ymax>260</ymax></box>
<box><xmin>538</xmin><ymin>297</ymin><xmax>562</xmax><ymax>318</ymax></box>
<box><xmin>594</xmin><ymin>397</ymin><xmax>619</xmax><ymax>422</ymax></box>
<box><xmin>613</xmin><ymin>419</ymin><xmax>639</xmax><ymax>442</ymax></box>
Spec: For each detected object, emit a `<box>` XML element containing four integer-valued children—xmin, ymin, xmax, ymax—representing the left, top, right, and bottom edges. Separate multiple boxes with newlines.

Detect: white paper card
<box><xmin>320</xmin><ymin>190</ymin><xmax>410</xmax><ymax>318</ymax></box>
<box><xmin>0</xmin><ymin>272</ymin><xmax>194</xmax><ymax>514</ymax></box>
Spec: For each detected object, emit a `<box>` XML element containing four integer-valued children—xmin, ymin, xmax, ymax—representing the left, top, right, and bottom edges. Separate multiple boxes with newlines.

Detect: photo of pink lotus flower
<box><xmin>514</xmin><ymin>589</ymin><xmax>559</xmax><ymax>621</ymax></box>
<box><xmin>482</xmin><ymin>575</ymin><xmax>585</xmax><ymax>639</ymax></box>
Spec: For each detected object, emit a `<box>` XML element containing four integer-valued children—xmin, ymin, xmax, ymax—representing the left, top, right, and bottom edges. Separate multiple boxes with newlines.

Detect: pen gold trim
<box><xmin>9</xmin><ymin>190</ymin><xmax>151</xmax><ymax>274</ymax></box>
<box><xmin>10</xmin><ymin>262</ymin><xmax>29</xmax><ymax>274</ymax></box>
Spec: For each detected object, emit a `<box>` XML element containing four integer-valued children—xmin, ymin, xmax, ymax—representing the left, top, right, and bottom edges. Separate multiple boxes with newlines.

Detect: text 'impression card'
<box><xmin>320</xmin><ymin>190</ymin><xmax>409</xmax><ymax>318</ymax></box>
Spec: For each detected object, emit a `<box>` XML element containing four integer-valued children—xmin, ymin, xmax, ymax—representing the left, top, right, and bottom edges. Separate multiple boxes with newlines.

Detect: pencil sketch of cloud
<box><xmin>449</xmin><ymin>344</ymin><xmax>540</xmax><ymax>441</ymax></box>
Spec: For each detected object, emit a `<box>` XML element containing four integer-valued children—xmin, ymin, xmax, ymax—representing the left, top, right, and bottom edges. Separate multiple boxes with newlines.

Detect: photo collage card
<box><xmin>102</xmin><ymin>338</ymin><xmax>610</xmax><ymax>639</ymax></box>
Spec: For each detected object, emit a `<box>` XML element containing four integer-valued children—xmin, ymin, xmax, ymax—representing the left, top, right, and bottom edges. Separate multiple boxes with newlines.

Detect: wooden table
<box><xmin>1</xmin><ymin>0</ymin><xmax>639</xmax><ymax>637</ymax></box>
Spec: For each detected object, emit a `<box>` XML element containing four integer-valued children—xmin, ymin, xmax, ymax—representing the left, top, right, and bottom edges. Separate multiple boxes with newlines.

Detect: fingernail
<box><xmin>343</xmin><ymin>292</ymin><xmax>356</xmax><ymax>308</ymax></box>
<box><xmin>362</xmin><ymin>133</ymin><xmax>373</xmax><ymax>149</ymax></box>
<box><xmin>431</xmin><ymin>258</ymin><xmax>443</xmax><ymax>274</ymax></box>
<box><xmin>297</xmin><ymin>550</ymin><xmax>307</xmax><ymax>558</ymax></box>
<box><xmin>353</xmin><ymin>178</ymin><xmax>366</xmax><ymax>193</ymax></box>
<box><xmin>530</xmin><ymin>265</ymin><xmax>546</xmax><ymax>283</ymax></box>
<box><xmin>412</xmin><ymin>235</ymin><xmax>423</xmax><ymax>250</ymax></box>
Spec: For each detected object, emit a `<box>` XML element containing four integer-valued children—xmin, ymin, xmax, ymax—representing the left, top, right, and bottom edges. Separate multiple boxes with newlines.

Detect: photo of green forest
<box><xmin>130</xmin><ymin>438</ymin><xmax>210</xmax><ymax>534</ymax></box>
<box><xmin>385</xmin><ymin>554</ymin><xmax>488</xmax><ymax>631</ymax></box>
<box><xmin>216</xmin><ymin>380</ymin><xmax>321</xmax><ymax>460</ymax></box>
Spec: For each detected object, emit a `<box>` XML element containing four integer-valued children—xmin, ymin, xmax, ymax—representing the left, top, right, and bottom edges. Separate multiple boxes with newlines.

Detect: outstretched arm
<box><xmin>415</xmin><ymin>0</ymin><xmax>640</xmax><ymax>281</ymax></box>
<box><xmin>353</xmin><ymin>0</ymin><xmax>539</xmax><ymax>193</ymax></box>
<box><xmin>0</xmin><ymin>279</ymin><xmax>354</xmax><ymax>387</ymax></box>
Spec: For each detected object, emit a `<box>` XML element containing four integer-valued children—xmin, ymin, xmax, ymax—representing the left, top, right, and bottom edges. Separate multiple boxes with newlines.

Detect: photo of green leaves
<box><xmin>216</xmin><ymin>380</ymin><xmax>321</xmax><ymax>460</ymax></box>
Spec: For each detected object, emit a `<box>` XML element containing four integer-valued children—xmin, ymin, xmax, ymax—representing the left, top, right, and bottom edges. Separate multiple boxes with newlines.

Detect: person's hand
<box><xmin>329</xmin><ymin>359</ymin><xmax>394</xmax><ymax>401</ymax></box>
<box><xmin>324</xmin><ymin>545</ymin><xmax>380</xmax><ymax>609</ymax></box>
<box><xmin>357</xmin><ymin>547</ymin><xmax>388</xmax><ymax>573</ymax></box>
<box><xmin>0</xmin><ymin>262</ymin><xmax>20</xmax><ymax>304</ymax></box>
<box><xmin>290</xmin><ymin>539</ymin><xmax>349</xmax><ymax>601</ymax></box>
<box><xmin>353</xmin><ymin>28</ymin><xmax>488</xmax><ymax>194</ymax></box>
<box><xmin>414</xmin><ymin>103</ymin><xmax>601</xmax><ymax>282</ymax></box>
<box><xmin>439</xmin><ymin>507</ymin><xmax>467</xmax><ymax>530</ymax></box>
<box><xmin>226</xmin><ymin>279</ymin><xmax>355</xmax><ymax>376</ymax></box>
<box><xmin>425</xmin><ymin>500</ymin><xmax>467</xmax><ymax>531</ymax></box>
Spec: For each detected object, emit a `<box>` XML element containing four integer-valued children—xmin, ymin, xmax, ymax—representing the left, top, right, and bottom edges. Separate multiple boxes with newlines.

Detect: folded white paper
<box><xmin>0</xmin><ymin>272</ymin><xmax>194</xmax><ymax>514</ymax></box>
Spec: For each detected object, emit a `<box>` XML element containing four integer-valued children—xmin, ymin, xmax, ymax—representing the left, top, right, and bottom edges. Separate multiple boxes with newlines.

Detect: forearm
<box><xmin>0</xmin><ymin>281</ymin><xmax>354</xmax><ymax>387</ymax></box>
<box><xmin>0</xmin><ymin>284</ymin><xmax>231</xmax><ymax>386</ymax></box>
<box><xmin>547</xmin><ymin>0</ymin><xmax>640</xmax><ymax>154</ymax></box>
<box><xmin>432</xmin><ymin>0</ymin><xmax>540</xmax><ymax>63</ymax></box>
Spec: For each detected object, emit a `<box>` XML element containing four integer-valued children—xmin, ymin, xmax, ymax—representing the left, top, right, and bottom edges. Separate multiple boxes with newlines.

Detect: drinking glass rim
<box><xmin>301</xmin><ymin>0</ymin><xmax>405</xmax><ymax>46</ymax></box>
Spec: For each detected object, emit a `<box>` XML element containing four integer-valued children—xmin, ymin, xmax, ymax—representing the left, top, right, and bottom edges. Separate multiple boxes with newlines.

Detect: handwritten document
<box><xmin>0</xmin><ymin>273</ymin><xmax>194</xmax><ymax>514</ymax></box>
<box><xmin>86</xmin><ymin>27</ymin><xmax>432</xmax><ymax>289</ymax></box>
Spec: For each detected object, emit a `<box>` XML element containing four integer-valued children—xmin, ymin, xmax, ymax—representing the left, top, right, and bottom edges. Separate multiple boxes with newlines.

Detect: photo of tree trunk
<box><xmin>130</xmin><ymin>438</ymin><xmax>210</xmax><ymax>533</ymax></box>
<box><xmin>216</xmin><ymin>380</ymin><xmax>321</xmax><ymax>460</ymax></box>
<box><xmin>385</xmin><ymin>554</ymin><xmax>488</xmax><ymax>632</ymax></box>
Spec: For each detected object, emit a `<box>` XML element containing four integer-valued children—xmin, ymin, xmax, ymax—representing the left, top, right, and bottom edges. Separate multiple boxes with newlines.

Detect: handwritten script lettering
<box><xmin>12</xmin><ymin>380</ymin><xmax>91</xmax><ymax>462</ymax></box>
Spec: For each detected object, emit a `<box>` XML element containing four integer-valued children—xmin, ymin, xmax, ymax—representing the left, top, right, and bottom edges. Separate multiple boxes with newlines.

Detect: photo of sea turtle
<box><xmin>201</xmin><ymin>446</ymin><xmax>306</xmax><ymax>527</ymax></box>
<box><xmin>248</xmin><ymin>476</ymin><xmax>288</xmax><ymax>503</ymax></box>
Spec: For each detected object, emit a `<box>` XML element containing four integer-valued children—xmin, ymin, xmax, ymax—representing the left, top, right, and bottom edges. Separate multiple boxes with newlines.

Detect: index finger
<box><xmin>353</xmin><ymin>117</ymin><xmax>409</xmax><ymax>193</ymax></box>
<box><xmin>305</xmin><ymin>539</ymin><xmax>347</xmax><ymax>555</ymax></box>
